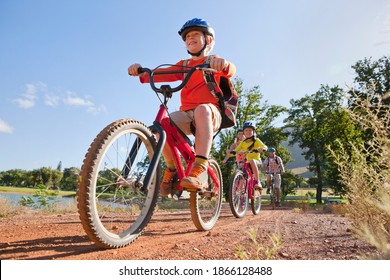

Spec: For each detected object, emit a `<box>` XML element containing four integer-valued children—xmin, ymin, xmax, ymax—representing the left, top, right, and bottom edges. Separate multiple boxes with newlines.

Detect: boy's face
<box><xmin>243</xmin><ymin>128</ymin><xmax>254</xmax><ymax>137</ymax></box>
<box><xmin>185</xmin><ymin>30</ymin><xmax>206</xmax><ymax>54</ymax></box>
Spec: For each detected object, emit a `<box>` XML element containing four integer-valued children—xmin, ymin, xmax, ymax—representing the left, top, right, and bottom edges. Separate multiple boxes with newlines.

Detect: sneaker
<box><xmin>181</xmin><ymin>162</ymin><xmax>208</xmax><ymax>191</ymax></box>
<box><xmin>266</xmin><ymin>188</ymin><xmax>270</xmax><ymax>194</ymax></box>
<box><xmin>160</xmin><ymin>169</ymin><xmax>176</xmax><ymax>196</ymax></box>
<box><xmin>254</xmin><ymin>184</ymin><xmax>261</xmax><ymax>191</ymax></box>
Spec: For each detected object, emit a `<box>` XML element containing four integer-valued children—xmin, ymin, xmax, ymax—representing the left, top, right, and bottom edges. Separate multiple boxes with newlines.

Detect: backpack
<box><xmin>266</xmin><ymin>156</ymin><xmax>280</xmax><ymax>167</ymax></box>
<box><xmin>261</xmin><ymin>156</ymin><xmax>280</xmax><ymax>173</ymax></box>
<box><xmin>183</xmin><ymin>55</ymin><xmax>239</xmax><ymax>129</ymax></box>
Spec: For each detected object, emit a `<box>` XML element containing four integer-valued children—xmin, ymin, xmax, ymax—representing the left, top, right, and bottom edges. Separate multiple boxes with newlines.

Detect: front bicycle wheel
<box><xmin>190</xmin><ymin>159</ymin><xmax>223</xmax><ymax>231</ymax></box>
<box><xmin>271</xmin><ymin>184</ymin><xmax>276</xmax><ymax>210</ymax></box>
<box><xmin>251</xmin><ymin>187</ymin><xmax>262</xmax><ymax>215</ymax></box>
<box><xmin>228</xmin><ymin>170</ymin><xmax>248</xmax><ymax>218</ymax></box>
<box><xmin>77</xmin><ymin>118</ymin><xmax>160</xmax><ymax>248</ymax></box>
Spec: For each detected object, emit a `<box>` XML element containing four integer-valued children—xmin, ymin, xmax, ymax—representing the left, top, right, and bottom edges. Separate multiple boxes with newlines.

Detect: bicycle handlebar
<box><xmin>230</xmin><ymin>149</ymin><xmax>263</xmax><ymax>155</ymax></box>
<box><xmin>137</xmin><ymin>64</ymin><xmax>215</xmax><ymax>94</ymax></box>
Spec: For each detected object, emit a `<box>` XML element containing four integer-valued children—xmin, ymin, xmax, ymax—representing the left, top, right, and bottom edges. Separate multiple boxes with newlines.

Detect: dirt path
<box><xmin>0</xmin><ymin>203</ymin><xmax>378</xmax><ymax>260</ymax></box>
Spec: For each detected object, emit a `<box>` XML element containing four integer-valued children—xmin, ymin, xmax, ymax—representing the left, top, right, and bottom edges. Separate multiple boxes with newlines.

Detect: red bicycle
<box><xmin>228</xmin><ymin>150</ymin><xmax>262</xmax><ymax>218</ymax></box>
<box><xmin>77</xmin><ymin>64</ymin><xmax>223</xmax><ymax>249</ymax></box>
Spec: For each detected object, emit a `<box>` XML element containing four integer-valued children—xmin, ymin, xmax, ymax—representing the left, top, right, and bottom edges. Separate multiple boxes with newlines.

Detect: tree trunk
<box><xmin>315</xmin><ymin>153</ymin><xmax>323</xmax><ymax>204</ymax></box>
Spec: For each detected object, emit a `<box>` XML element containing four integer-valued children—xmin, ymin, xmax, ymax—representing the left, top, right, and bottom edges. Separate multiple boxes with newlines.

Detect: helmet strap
<box><xmin>187</xmin><ymin>41</ymin><xmax>207</xmax><ymax>57</ymax></box>
<box><xmin>186</xmin><ymin>33</ymin><xmax>208</xmax><ymax>57</ymax></box>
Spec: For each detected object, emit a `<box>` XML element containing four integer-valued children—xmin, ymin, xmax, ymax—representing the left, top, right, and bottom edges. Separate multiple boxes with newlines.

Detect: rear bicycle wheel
<box><xmin>190</xmin><ymin>159</ymin><xmax>223</xmax><ymax>230</ymax></box>
<box><xmin>251</xmin><ymin>186</ymin><xmax>262</xmax><ymax>215</ymax></box>
<box><xmin>228</xmin><ymin>170</ymin><xmax>248</xmax><ymax>218</ymax></box>
<box><xmin>77</xmin><ymin>118</ymin><xmax>160</xmax><ymax>248</ymax></box>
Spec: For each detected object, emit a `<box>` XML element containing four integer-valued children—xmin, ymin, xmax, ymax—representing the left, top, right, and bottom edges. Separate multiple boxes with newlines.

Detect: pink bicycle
<box><xmin>77</xmin><ymin>63</ymin><xmax>223</xmax><ymax>248</ymax></box>
<box><xmin>228</xmin><ymin>150</ymin><xmax>262</xmax><ymax>218</ymax></box>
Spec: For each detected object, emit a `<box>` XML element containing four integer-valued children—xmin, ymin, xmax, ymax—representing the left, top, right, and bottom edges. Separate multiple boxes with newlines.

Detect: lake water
<box><xmin>0</xmin><ymin>192</ymin><xmax>76</xmax><ymax>206</ymax></box>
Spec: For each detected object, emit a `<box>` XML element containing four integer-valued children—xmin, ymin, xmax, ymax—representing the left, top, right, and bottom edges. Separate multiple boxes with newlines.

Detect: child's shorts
<box><xmin>170</xmin><ymin>104</ymin><xmax>222</xmax><ymax>135</ymax></box>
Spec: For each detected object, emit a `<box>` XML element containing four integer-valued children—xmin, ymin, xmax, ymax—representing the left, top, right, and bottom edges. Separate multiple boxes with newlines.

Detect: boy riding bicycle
<box><xmin>128</xmin><ymin>18</ymin><xmax>236</xmax><ymax>196</ymax></box>
<box><xmin>231</xmin><ymin>122</ymin><xmax>267</xmax><ymax>190</ymax></box>
<box><xmin>262</xmin><ymin>147</ymin><xmax>285</xmax><ymax>207</ymax></box>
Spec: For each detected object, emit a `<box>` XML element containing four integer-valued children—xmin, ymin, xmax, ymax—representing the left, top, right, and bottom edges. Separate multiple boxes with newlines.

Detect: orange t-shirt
<box><xmin>139</xmin><ymin>56</ymin><xmax>236</xmax><ymax>111</ymax></box>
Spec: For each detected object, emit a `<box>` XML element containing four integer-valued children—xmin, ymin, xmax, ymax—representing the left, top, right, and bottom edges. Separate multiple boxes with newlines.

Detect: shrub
<box><xmin>331</xmin><ymin>89</ymin><xmax>390</xmax><ymax>259</ymax></box>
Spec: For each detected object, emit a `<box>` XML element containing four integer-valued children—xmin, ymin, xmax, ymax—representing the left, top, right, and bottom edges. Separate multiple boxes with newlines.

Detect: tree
<box><xmin>285</xmin><ymin>85</ymin><xmax>354</xmax><ymax>203</ymax></box>
<box><xmin>350</xmin><ymin>55</ymin><xmax>390</xmax><ymax>106</ymax></box>
<box><xmin>0</xmin><ymin>169</ymin><xmax>27</xmax><ymax>186</ymax></box>
<box><xmin>60</xmin><ymin>167</ymin><xmax>80</xmax><ymax>191</ymax></box>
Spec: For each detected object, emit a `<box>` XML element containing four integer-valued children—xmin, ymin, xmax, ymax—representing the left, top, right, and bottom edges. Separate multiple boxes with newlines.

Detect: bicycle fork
<box><xmin>119</xmin><ymin>121</ymin><xmax>166</xmax><ymax>190</ymax></box>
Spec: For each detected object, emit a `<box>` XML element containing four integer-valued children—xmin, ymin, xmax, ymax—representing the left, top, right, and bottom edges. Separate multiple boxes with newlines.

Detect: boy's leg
<box><xmin>266</xmin><ymin>175</ymin><xmax>271</xmax><ymax>194</ymax></box>
<box><xmin>250</xmin><ymin>159</ymin><xmax>261</xmax><ymax>190</ymax></box>
<box><xmin>181</xmin><ymin>104</ymin><xmax>221</xmax><ymax>191</ymax></box>
<box><xmin>157</xmin><ymin>134</ymin><xmax>176</xmax><ymax>196</ymax></box>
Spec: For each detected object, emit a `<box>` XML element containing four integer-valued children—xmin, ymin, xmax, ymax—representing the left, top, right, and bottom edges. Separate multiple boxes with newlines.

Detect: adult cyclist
<box><xmin>262</xmin><ymin>147</ymin><xmax>285</xmax><ymax>207</ymax></box>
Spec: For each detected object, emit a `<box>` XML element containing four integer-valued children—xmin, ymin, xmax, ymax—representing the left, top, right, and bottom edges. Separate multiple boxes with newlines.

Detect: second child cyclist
<box><xmin>233</xmin><ymin>122</ymin><xmax>267</xmax><ymax>190</ymax></box>
<box><xmin>128</xmin><ymin>18</ymin><xmax>236</xmax><ymax>196</ymax></box>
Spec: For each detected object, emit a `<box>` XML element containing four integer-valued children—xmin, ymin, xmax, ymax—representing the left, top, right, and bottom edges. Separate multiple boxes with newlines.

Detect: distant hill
<box><xmin>281</xmin><ymin>130</ymin><xmax>313</xmax><ymax>178</ymax></box>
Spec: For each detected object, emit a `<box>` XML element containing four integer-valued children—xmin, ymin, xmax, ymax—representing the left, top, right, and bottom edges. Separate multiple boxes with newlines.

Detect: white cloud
<box><xmin>13</xmin><ymin>82</ymin><xmax>48</xmax><ymax>109</ymax></box>
<box><xmin>87</xmin><ymin>104</ymin><xmax>107</xmax><ymax>115</ymax></box>
<box><xmin>13</xmin><ymin>97</ymin><xmax>36</xmax><ymax>108</ymax></box>
<box><xmin>44</xmin><ymin>94</ymin><xmax>60</xmax><ymax>107</ymax></box>
<box><xmin>13</xmin><ymin>82</ymin><xmax>105</xmax><ymax>114</ymax></box>
<box><xmin>0</xmin><ymin>118</ymin><xmax>14</xmax><ymax>134</ymax></box>
<box><xmin>63</xmin><ymin>91</ymin><xmax>105</xmax><ymax>114</ymax></box>
<box><xmin>63</xmin><ymin>91</ymin><xmax>94</xmax><ymax>107</ymax></box>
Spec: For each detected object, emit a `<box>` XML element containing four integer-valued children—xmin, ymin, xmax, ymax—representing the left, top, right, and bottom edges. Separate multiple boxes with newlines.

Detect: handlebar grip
<box><xmin>137</xmin><ymin>67</ymin><xmax>145</xmax><ymax>74</ymax></box>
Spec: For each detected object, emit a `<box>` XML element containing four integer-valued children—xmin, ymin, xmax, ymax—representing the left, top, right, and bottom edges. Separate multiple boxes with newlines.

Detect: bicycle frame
<box><xmin>237</xmin><ymin>160</ymin><xmax>256</xmax><ymax>200</ymax></box>
<box><xmin>152</xmin><ymin>104</ymin><xmax>220</xmax><ymax>194</ymax></box>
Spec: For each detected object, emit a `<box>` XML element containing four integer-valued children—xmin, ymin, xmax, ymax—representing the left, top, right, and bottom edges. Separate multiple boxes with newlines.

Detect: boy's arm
<box><xmin>222</xmin><ymin>61</ymin><xmax>236</xmax><ymax>78</ymax></box>
<box><xmin>139</xmin><ymin>61</ymin><xmax>185</xmax><ymax>83</ymax></box>
<box><xmin>255</xmin><ymin>139</ymin><xmax>267</xmax><ymax>152</ymax></box>
<box><xmin>278</xmin><ymin>157</ymin><xmax>285</xmax><ymax>173</ymax></box>
<box><xmin>211</xmin><ymin>55</ymin><xmax>236</xmax><ymax>78</ymax></box>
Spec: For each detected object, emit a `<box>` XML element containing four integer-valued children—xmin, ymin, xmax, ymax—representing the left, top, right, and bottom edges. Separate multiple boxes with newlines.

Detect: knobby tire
<box><xmin>190</xmin><ymin>159</ymin><xmax>223</xmax><ymax>230</ymax></box>
<box><xmin>77</xmin><ymin>118</ymin><xmax>160</xmax><ymax>248</ymax></box>
<box><xmin>228</xmin><ymin>170</ymin><xmax>248</xmax><ymax>218</ymax></box>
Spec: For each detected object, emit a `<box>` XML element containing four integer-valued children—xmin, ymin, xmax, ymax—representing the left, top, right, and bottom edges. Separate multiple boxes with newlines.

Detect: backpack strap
<box><xmin>203</xmin><ymin>55</ymin><xmax>226</xmax><ymax>138</ymax></box>
<box><xmin>203</xmin><ymin>55</ymin><xmax>224</xmax><ymax>101</ymax></box>
<box><xmin>247</xmin><ymin>137</ymin><xmax>256</xmax><ymax>151</ymax></box>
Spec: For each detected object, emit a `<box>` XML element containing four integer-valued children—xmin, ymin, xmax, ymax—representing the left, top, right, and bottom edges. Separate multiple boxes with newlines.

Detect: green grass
<box><xmin>0</xmin><ymin>186</ymin><xmax>76</xmax><ymax>197</ymax></box>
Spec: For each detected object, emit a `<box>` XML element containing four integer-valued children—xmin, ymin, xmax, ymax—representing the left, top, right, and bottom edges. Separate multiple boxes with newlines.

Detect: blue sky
<box><xmin>1</xmin><ymin>0</ymin><xmax>389</xmax><ymax>171</ymax></box>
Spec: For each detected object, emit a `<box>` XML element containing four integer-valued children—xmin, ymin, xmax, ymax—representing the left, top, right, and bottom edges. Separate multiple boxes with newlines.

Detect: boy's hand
<box><xmin>128</xmin><ymin>63</ymin><xmax>142</xmax><ymax>76</ymax></box>
<box><xmin>210</xmin><ymin>57</ymin><xmax>228</xmax><ymax>72</ymax></box>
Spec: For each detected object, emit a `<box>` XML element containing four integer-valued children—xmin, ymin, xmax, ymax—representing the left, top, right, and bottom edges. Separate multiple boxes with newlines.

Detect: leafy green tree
<box><xmin>347</xmin><ymin>56</ymin><xmax>390</xmax><ymax>162</ymax></box>
<box><xmin>0</xmin><ymin>169</ymin><xmax>28</xmax><ymax>187</ymax></box>
<box><xmin>350</xmin><ymin>55</ymin><xmax>390</xmax><ymax>106</ymax></box>
<box><xmin>285</xmin><ymin>85</ymin><xmax>356</xmax><ymax>203</ymax></box>
<box><xmin>60</xmin><ymin>167</ymin><xmax>80</xmax><ymax>191</ymax></box>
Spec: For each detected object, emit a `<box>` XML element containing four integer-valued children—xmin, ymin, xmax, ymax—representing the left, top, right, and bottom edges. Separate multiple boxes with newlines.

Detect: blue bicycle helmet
<box><xmin>268</xmin><ymin>147</ymin><xmax>276</xmax><ymax>153</ymax></box>
<box><xmin>178</xmin><ymin>18</ymin><xmax>215</xmax><ymax>41</ymax></box>
<box><xmin>242</xmin><ymin>121</ymin><xmax>256</xmax><ymax>131</ymax></box>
